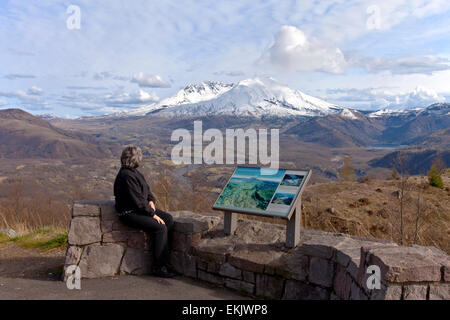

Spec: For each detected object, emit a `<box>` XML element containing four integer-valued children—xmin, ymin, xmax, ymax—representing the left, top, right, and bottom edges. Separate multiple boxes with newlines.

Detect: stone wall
<box><xmin>64</xmin><ymin>200</ymin><xmax>450</xmax><ymax>300</ymax></box>
<box><xmin>64</xmin><ymin>200</ymin><xmax>152</xmax><ymax>279</ymax></box>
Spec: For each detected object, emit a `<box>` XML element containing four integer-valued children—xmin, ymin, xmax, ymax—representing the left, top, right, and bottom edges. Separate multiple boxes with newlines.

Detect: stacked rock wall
<box><xmin>65</xmin><ymin>200</ymin><xmax>450</xmax><ymax>300</ymax></box>
<box><xmin>65</xmin><ymin>200</ymin><xmax>152</xmax><ymax>279</ymax></box>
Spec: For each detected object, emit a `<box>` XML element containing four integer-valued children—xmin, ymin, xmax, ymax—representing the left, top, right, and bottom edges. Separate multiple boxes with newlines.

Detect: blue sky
<box><xmin>1</xmin><ymin>0</ymin><xmax>450</xmax><ymax>118</ymax></box>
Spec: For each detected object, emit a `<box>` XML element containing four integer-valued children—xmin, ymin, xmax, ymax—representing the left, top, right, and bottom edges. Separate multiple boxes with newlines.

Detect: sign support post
<box><xmin>224</xmin><ymin>211</ymin><xmax>237</xmax><ymax>235</ymax></box>
<box><xmin>286</xmin><ymin>198</ymin><xmax>301</xmax><ymax>248</ymax></box>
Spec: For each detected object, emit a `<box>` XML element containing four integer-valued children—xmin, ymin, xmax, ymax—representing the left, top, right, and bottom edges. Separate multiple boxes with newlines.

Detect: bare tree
<box><xmin>432</xmin><ymin>154</ymin><xmax>446</xmax><ymax>174</ymax></box>
<box><xmin>340</xmin><ymin>156</ymin><xmax>356</xmax><ymax>181</ymax></box>
<box><xmin>413</xmin><ymin>184</ymin><xmax>424</xmax><ymax>244</ymax></box>
<box><xmin>393</xmin><ymin>152</ymin><xmax>410</xmax><ymax>245</ymax></box>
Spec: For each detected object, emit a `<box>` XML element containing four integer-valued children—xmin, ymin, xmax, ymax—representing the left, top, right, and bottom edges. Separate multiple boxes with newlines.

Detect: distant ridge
<box><xmin>0</xmin><ymin>109</ymin><xmax>114</xmax><ymax>159</ymax></box>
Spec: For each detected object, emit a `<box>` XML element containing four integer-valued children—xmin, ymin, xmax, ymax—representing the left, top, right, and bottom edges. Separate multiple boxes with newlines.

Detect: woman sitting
<box><xmin>114</xmin><ymin>145</ymin><xmax>175</xmax><ymax>278</ymax></box>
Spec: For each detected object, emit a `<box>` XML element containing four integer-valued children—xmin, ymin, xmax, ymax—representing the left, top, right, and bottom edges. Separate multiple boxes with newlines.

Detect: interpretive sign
<box><xmin>213</xmin><ymin>167</ymin><xmax>312</xmax><ymax>248</ymax></box>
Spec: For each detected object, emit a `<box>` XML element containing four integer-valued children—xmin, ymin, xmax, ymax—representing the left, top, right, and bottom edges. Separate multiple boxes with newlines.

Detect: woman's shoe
<box><xmin>165</xmin><ymin>263</ymin><xmax>178</xmax><ymax>274</ymax></box>
<box><xmin>152</xmin><ymin>266</ymin><xmax>176</xmax><ymax>278</ymax></box>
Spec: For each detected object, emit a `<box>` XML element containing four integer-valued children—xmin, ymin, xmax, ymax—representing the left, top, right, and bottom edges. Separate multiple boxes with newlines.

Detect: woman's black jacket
<box><xmin>113</xmin><ymin>167</ymin><xmax>156</xmax><ymax>216</ymax></box>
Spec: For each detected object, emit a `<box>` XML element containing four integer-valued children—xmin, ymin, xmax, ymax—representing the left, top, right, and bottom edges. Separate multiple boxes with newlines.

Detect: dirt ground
<box><xmin>0</xmin><ymin>242</ymin><xmax>65</xmax><ymax>281</ymax></box>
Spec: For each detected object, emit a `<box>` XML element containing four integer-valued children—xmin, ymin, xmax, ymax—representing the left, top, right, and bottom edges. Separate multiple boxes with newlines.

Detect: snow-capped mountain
<box><xmin>417</xmin><ymin>103</ymin><xmax>450</xmax><ymax>116</ymax></box>
<box><xmin>367</xmin><ymin>103</ymin><xmax>450</xmax><ymax>118</ymax></box>
<box><xmin>121</xmin><ymin>78</ymin><xmax>346</xmax><ymax>118</ymax></box>
<box><xmin>367</xmin><ymin>109</ymin><xmax>409</xmax><ymax>118</ymax></box>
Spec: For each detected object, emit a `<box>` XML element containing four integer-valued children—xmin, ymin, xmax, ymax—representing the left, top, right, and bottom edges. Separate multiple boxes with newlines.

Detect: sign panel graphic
<box><xmin>213</xmin><ymin>167</ymin><xmax>310</xmax><ymax>218</ymax></box>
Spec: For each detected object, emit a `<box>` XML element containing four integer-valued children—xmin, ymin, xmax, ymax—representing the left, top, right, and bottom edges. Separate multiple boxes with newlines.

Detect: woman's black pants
<box><xmin>119</xmin><ymin>209</ymin><xmax>174</xmax><ymax>270</ymax></box>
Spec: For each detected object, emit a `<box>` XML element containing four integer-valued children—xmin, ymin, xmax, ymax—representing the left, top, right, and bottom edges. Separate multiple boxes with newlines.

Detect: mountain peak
<box><xmin>183</xmin><ymin>80</ymin><xmax>233</xmax><ymax>92</ymax></box>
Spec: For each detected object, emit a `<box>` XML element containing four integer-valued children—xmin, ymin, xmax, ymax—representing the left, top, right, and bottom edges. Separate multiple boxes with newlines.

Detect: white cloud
<box><xmin>8</xmin><ymin>49</ymin><xmax>35</xmax><ymax>56</ymax></box>
<box><xmin>98</xmin><ymin>106</ymin><xmax>127</xmax><ymax>114</ymax></box>
<box><xmin>261</xmin><ymin>26</ymin><xmax>346</xmax><ymax>74</ymax></box>
<box><xmin>93</xmin><ymin>72</ymin><xmax>113</xmax><ymax>81</ymax></box>
<box><xmin>66</xmin><ymin>86</ymin><xmax>108</xmax><ymax>90</ymax></box>
<box><xmin>0</xmin><ymin>88</ymin><xmax>48</xmax><ymax>111</ymax></box>
<box><xmin>27</xmin><ymin>86</ymin><xmax>43</xmax><ymax>96</ymax></box>
<box><xmin>92</xmin><ymin>71</ymin><xmax>128</xmax><ymax>81</ymax></box>
<box><xmin>325</xmin><ymin>85</ymin><xmax>445</xmax><ymax>110</ymax></box>
<box><xmin>0</xmin><ymin>99</ymin><xmax>8</xmax><ymax>106</ymax></box>
<box><xmin>51</xmin><ymin>88</ymin><xmax>160</xmax><ymax>116</ymax></box>
<box><xmin>131</xmin><ymin>73</ymin><xmax>171</xmax><ymax>88</ymax></box>
<box><xmin>106</xmin><ymin>89</ymin><xmax>159</xmax><ymax>105</ymax></box>
<box><xmin>401</xmin><ymin>86</ymin><xmax>445</xmax><ymax>108</ymax></box>
<box><xmin>353</xmin><ymin>55</ymin><xmax>450</xmax><ymax>75</ymax></box>
<box><xmin>4</xmin><ymin>74</ymin><xmax>36</xmax><ymax>80</ymax></box>
<box><xmin>213</xmin><ymin>70</ymin><xmax>245</xmax><ymax>77</ymax></box>
<box><xmin>0</xmin><ymin>89</ymin><xmax>39</xmax><ymax>102</ymax></box>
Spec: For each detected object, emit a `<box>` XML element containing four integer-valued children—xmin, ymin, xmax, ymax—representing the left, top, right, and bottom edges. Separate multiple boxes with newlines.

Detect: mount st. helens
<box><xmin>116</xmin><ymin>78</ymin><xmax>352</xmax><ymax>118</ymax></box>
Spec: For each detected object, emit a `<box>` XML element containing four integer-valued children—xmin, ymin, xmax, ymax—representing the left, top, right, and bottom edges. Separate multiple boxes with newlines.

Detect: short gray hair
<box><xmin>120</xmin><ymin>145</ymin><xmax>143</xmax><ymax>169</ymax></box>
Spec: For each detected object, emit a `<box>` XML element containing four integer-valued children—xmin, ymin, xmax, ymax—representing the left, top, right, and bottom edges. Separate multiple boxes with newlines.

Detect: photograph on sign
<box><xmin>213</xmin><ymin>167</ymin><xmax>309</xmax><ymax>218</ymax></box>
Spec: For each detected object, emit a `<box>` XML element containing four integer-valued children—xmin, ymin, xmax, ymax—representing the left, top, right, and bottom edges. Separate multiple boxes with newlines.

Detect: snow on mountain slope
<box><xmin>139</xmin><ymin>77</ymin><xmax>343</xmax><ymax>118</ymax></box>
<box><xmin>367</xmin><ymin>106</ymin><xmax>432</xmax><ymax>118</ymax></box>
<box><xmin>368</xmin><ymin>109</ymin><xmax>406</xmax><ymax>118</ymax></box>
<box><xmin>123</xmin><ymin>81</ymin><xmax>234</xmax><ymax>116</ymax></box>
<box><xmin>338</xmin><ymin>108</ymin><xmax>361</xmax><ymax>120</ymax></box>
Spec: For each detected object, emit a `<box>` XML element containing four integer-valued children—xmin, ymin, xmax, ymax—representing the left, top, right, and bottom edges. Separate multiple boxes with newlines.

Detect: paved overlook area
<box><xmin>64</xmin><ymin>201</ymin><xmax>450</xmax><ymax>300</ymax></box>
<box><xmin>0</xmin><ymin>275</ymin><xmax>248</xmax><ymax>300</ymax></box>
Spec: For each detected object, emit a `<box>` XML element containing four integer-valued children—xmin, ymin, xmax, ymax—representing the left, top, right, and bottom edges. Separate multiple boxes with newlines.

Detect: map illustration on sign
<box><xmin>271</xmin><ymin>192</ymin><xmax>295</xmax><ymax>205</ymax></box>
<box><xmin>213</xmin><ymin>167</ymin><xmax>310</xmax><ymax>218</ymax></box>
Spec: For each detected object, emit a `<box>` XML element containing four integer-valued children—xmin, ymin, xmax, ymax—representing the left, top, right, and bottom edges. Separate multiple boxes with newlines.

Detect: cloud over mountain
<box><xmin>131</xmin><ymin>73</ymin><xmax>171</xmax><ymax>88</ymax></box>
<box><xmin>262</xmin><ymin>26</ymin><xmax>346</xmax><ymax>74</ymax></box>
<box><xmin>326</xmin><ymin>86</ymin><xmax>445</xmax><ymax>110</ymax></box>
<box><xmin>106</xmin><ymin>89</ymin><xmax>159</xmax><ymax>105</ymax></box>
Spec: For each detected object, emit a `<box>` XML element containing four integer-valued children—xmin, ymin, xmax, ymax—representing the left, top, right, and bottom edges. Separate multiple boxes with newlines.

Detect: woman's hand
<box><xmin>153</xmin><ymin>214</ymin><xmax>165</xmax><ymax>225</ymax></box>
<box><xmin>149</xmin><ymin>201</ymin><xmax>156</xmax><ymax>212</ymax></box>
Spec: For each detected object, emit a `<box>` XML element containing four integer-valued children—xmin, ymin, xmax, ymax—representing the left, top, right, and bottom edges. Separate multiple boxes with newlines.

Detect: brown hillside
<box><xmin>301</xmin><ymin>174</ymin><xmax>450</xmax><ymax>253</ymax></box>
<box><xmin>0</xmin><ymin>109</ymin><xmax>115</xmax><ymax>159</ymax></box>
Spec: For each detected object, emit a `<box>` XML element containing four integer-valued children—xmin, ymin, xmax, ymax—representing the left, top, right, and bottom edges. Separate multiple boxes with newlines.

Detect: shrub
<box><xmin>391</xmin><ymin>168</ymin><xmax>400</xmax><ymax>180</ymax></box>
<box><xmin>428</xmin><ymin>165</ymin><xmax>444</xmax><ymax>189</ymax></box>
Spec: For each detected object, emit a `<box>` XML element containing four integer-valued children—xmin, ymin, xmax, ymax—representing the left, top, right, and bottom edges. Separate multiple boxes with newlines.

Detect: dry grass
<box><xmin>0</xmin><ymin>182</ymin><xmax>71</xmax><ymax>234</ymax></box>
<box><xmin>301</xmin><ymin>172</ymin><xmax>450</xmax><ymax>253</ymax></box>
